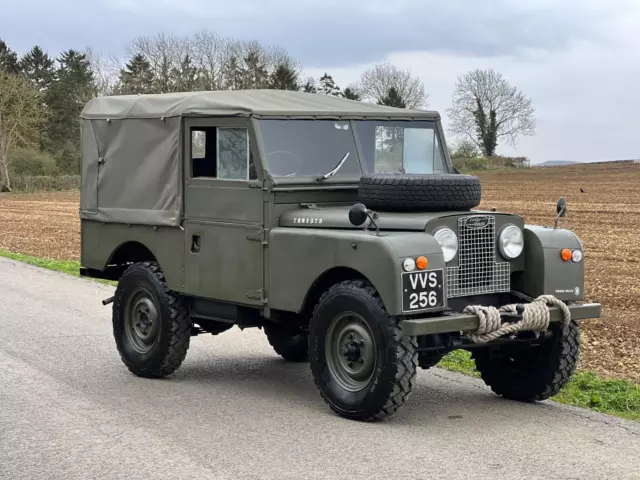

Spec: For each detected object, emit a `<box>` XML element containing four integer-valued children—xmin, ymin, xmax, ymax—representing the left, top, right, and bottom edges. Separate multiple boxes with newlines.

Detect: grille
<box><xmin>446</xmin><ymin>215</ymin><xmax>511</xmax><ymax>298</ymax></box>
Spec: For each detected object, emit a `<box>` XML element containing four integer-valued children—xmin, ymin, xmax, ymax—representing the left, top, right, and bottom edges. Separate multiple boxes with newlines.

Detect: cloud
<box><xmin>103</xmin><ymin>0</ymin><xmax>615</xmax><ymax>66</ymax></box>
<box><xmin>306</xmin><ymin>31</ymin><xmax>640</xmax><ymax>163</ymax></box>
<box><xmin>0</xmin><ymin>0</ymin><xmax>638</xmax><ymax>162</ymax></box>
<box><xmin>1</xmin><ymin>0</ymin><xmax>618</xmax><ymax>65</ymax></box>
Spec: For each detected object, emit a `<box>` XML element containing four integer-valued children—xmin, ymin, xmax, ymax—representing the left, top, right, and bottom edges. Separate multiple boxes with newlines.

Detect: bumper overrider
<box><xmin>399</xmin><ymin>301</ymin><xmax>601</xmax><ymax>337</ymax></box>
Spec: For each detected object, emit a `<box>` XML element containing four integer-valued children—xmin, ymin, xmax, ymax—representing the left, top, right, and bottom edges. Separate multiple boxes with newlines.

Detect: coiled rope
<box><xmin>463</xmin><ymin>294</ymin><xmax>571</xmax><ymax>344</ymax></box>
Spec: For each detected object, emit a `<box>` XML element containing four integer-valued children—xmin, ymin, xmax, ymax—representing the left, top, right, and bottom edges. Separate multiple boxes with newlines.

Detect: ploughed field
<box><xmin>0</xmin><ymin>162</ymin><xmax>638</xmax><ymax>382</ymax></box>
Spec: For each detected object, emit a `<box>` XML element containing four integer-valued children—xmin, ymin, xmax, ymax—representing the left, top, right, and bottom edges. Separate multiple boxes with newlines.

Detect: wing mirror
<box><xmin>348</xmin><ymin>203</ymin><xmax>368</xmax><ymax>226</ymax></box>
<box><xmin>557</xmin><ymin>197</ymin><xmax>567</xmax><ymax>217</ymax></box>
<box><xmin>348</xmin><ymin>203</ymin><xmax>380</xmax><ymax>235</ymax></box>
<box><xmin>554</xmin><ymin>196</ymin><xmax>567</xmax><ymax>229</ymax></box>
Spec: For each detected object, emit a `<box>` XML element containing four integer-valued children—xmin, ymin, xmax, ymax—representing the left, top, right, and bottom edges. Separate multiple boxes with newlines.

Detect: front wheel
<box><xmin>471</xmin><ymin>320</ymin><xmax>580</xmax><ymax>401</ymax></box>
<box><xmin>308</xmin><ymin>280</ymin><xmax>418</xmax><ymax>421</ymax></box>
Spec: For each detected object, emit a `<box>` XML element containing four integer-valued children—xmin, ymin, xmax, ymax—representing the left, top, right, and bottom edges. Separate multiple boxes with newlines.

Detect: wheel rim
<box><xmin>325</xmin><ymin>311</ymin><xmax>377</xmax><ymax>392</ymax></box>
<box><xmin>124</xmin><ymin>287</ymin><xmax>160</xmax><ymax>354</ymax></box>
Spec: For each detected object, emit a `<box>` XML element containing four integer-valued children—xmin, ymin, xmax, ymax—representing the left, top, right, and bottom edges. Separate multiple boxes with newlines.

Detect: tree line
<box><xmin>0</xmin><ymin>31</ymin><xmax>535</xmax><ymax>191</ymax></box>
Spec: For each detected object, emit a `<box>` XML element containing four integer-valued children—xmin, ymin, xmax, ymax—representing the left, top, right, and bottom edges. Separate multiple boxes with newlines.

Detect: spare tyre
<box><xmin>358</xmin><ymin>174</ymin><xmax>481</xmax><ymax>212</ymax></box>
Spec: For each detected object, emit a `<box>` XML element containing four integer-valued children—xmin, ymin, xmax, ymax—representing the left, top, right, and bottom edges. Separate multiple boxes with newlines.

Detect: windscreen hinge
<box><xmin>246</xmin><ymin>289</ymin><xmax>267</xmax><ymax>303</ymax></box>
<box><xmin>247</xmin><ymin>229</ymin><xmax>269</xmax><ymax>245</ymax></box>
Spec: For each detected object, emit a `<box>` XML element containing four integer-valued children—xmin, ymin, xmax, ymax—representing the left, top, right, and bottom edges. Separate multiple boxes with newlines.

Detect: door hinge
<box><xmin>247</xmin><ymin>229</ymin><xmax>269</xmax><ymax>245</ymax></box>
<box><xmin>246</xmin><ymin>289</ymin><xmax>267</xmax><ymax>304</ymax></box>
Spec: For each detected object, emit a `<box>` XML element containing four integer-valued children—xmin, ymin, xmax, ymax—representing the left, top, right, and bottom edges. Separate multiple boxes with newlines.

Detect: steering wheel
<box><xmin>266</xmin><ymin>151</ymin><xmax>302</xmax><ymax>177</ymax></box>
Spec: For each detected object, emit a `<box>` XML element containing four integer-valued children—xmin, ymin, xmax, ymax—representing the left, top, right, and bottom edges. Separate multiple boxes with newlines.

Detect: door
<box><xmin>183</xmin><ymin>117</ymin><xmax>266</xmax><ymax>305</ymax></box>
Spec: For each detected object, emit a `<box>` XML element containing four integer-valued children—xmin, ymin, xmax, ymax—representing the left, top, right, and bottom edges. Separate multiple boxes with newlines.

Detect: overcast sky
<box><xmin>1</xmin><ymin>0</ymin><xmax>638</xmax><ymax>163</ymax></box>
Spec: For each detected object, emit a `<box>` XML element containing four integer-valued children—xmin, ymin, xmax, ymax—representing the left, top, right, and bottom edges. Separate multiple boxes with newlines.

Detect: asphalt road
<box><xmin>1</xmin><ymin>258</ymin><xmax>638</xmax><ymax>480</ymax></box>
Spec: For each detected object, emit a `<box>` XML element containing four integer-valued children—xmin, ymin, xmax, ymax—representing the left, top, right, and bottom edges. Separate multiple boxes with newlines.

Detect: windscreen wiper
<box><xmin>315</xmin><ymin>152</ymin><xmax>350</xmax><ymax>181</ymax></box>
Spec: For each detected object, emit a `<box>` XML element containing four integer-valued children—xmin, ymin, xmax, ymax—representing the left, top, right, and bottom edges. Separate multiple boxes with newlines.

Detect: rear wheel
<box><xmin>112</xmin><ymin>261</ymin><xmax>192</xmax><ymax>378</ymax></box>
<box><xmin>264</xmin><ymin>323</ymin><xmax>309</xmax><ymax>362</ymax></box>
<box><xmin>471</xmin><ymin>320</ymin><xmax>580</xmax><ymax>401</ymax></box>
<box><xmin>308</xmin><ymin>280</ymin><xmax>418</xmax><ymax>421</ymax></box>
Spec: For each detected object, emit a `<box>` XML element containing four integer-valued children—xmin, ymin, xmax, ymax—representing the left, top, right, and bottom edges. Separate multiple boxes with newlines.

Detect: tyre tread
<box><xmin>114</xmin><ymin>261</ymin><xmax>191</xmax><ymax>378</ymax></box>
<box><xmin>310</xmin><ymin>280</ymin><xmax>418</xmax><ymax>421</ymax></box>
<box><xmin>472</xmin><ymin>320</ymin><xmax>580</xmax><ymax>401</ymax></box>
<box><xmin>358</xmin><ymin>174</ymin><xmax>481</xmax><ymax>212</ymax></box>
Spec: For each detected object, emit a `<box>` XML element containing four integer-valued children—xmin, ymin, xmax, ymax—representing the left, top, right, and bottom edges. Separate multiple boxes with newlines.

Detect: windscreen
<box><xmin>258</xmin><ymin>119</ymin><xmax>361</xmax><ymax>178</ymax></box>
<box><xmin>258</xmin><ymin>118</ymin><xmax>449</xmax><ymax>179</ymax></box>
<box><xmin>355</xmin><ymin>120</ymin><xmax>448</xmax><ymax>175</ymax></box>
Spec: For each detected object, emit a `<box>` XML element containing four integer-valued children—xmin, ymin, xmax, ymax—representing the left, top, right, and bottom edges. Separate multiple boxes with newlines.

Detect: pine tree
<box><xmin>167</xmin><ymin>54</ymin><xmax>198</xmax><ymax>92</ymax></box>
<box><xmin>269</xmin><ymin>63</ymin><xmax>299</xmax><ymax>90</ymax></box>
<box><xmin>343</xmin><ymin>87</ymin><xmax>361</xmax><ymax>101</ymax></box>
<box><xmin>18</xmin><ymin>46</ymin><xmax>55</xmax><ymax>93</ymax></box>
<box><xmin>222</xmin><ymin>55</ymin><xmax>244</xmax><ymax>90</ymax></box>
<box><xmin>45</xmin><ymin>49</ymin><xmax>96</xmax><ymax>174</ymax></box>
<box><xmin>242</xmin><ymin>50</ymin><xmax>268</xmax><ymax>89</ymax></box>
<box><xmin>0</xmin><ymin>39</ymin><xmax>20</xmax><ymax>74</ymax></box>
<box><xmin>378</xmin><ymin>86</ymin><xmax>406</xmax><ymax>108</ymax></box>
<box><xmin>318</xmin><ymin>73</ymin><xmax>342</xmax><ymax>96</ymax></box>
<box><xmin>301</xmin><ymin>76</ymin><xmax>317</xmax><ymax>93</ymax></box>
<box><xmin>118</xmin><ymin>54</ymin><xmax>154</xmax><ymax>94</ymax></box>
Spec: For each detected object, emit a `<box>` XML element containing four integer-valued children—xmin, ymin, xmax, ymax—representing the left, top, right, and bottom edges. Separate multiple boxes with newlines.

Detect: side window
<box><xmin>192</xmin><ymin>130</ymin><xmax>206</xmax><ymax>158</ymax></box>
<box><xmin>218</xmin><ymin>127</ymin><xmax>249</xmax><ymax>180</ymax></box>
<box><xmin>190</xmin><ymin>126</ymin><xmax>256</xmax><ymax>180</ymax></box>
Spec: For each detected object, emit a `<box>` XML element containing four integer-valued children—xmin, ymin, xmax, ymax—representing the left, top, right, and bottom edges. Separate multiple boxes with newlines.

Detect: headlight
<box><xmin>499</xmin><ymin>225</ymin><xmax>524</xmax><ymax>259</ymax></box>
<box><xmin>434</xmin><ymin>228</ymin><xmax>458</xmax><ymax>262</ymax></box>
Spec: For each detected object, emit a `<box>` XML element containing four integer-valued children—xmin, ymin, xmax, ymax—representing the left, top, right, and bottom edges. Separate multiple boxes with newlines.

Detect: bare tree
<box><xmin>447</xmin><ymin>68</ymin><xmax>535</xmax><ymax>156</ymax></box>
<box><xmin>191</xmin><ymin>30</ymin><xmax>226</xmax><ymax>90</ymax></box>
<box><xmin>0</xmin><ymin>72</ymin><xmax>45</xmax><ymax>191</ymax></box>
<box><xmin>221</xmin><ymin>39</ymin><xmax>300</xmax><ymax>90</ymax></box>
<box><xmin>450</xmin><ymin>138</ymin><xmax>481</xmax><ymax>158</ymax></box>
<box><xmin>125</xmin><ymin>33</ymin><xmax>193</xmax><ymax>93</ymax></box>
<box><xmin>356</xmin><ymin>62</ymin><xmax>427</xmax><ymax>109</ymax></box>
<box><xmin>120</xmin><ymin>30</ymin><xmax>302</xmax><ymax>94</ymax></box>
<box><xmin>84</xmin><ymin>46</ymin><xmax>122</xmax><ymax>96</ymax></box>
<box><xmin>262</xmin><ymin>44</ymin><xmax>300</xmax><ymax>77</ymax></box>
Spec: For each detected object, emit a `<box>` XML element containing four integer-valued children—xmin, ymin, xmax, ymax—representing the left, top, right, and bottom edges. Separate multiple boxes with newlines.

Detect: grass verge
<box><xmin>0</xmin><ymin>249</ymin><xmax>116</xmax><ymax>286</ymax></box>
<box><xmin>440</xmin><ymin>350</ymin><xmax>640</xmax><ymax>421</ymax></box>
<box><xmin>2</xmin><ymin>249</ymin><xmax>638</xmax><ymax>422</ymax></box>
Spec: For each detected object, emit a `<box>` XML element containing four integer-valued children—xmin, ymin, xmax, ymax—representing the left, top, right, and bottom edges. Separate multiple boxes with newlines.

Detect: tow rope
<box><xmin>463</xmin><ymin>294</ymin><xmax>571</xmax><ymax>344</ymax></box>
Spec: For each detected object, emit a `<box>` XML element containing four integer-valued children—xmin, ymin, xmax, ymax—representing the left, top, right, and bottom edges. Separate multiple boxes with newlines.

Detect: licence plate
<box><xmin>401</xmin><ymin>269</ymin><xmax>445</xmax><ymax>313</ymax></box>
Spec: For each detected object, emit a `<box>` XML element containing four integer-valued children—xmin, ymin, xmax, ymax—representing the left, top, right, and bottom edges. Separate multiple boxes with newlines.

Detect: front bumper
<box><xmin>399</xmin><ymin>302</ymin><xmax>601</xmax><ymax>336</ymax></box>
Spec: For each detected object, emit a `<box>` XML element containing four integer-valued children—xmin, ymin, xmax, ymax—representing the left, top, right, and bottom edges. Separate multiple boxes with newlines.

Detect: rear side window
<box><xmin>190</xmin><ymin>126</ymin><xmax>256</xmax><ymax>180</ymax></box>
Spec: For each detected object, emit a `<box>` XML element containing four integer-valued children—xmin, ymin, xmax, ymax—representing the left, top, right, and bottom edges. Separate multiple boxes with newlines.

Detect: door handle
<box><xmin>191</xmin><ymin>235</ymin><xmax>201</xmax><ymax>253</ymax></box>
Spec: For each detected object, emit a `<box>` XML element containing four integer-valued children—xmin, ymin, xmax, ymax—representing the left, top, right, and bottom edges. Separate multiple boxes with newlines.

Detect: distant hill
<box><xmin>537</xmin><ymin>159</ymin><xmax>639</xmax><ymax>167</ymax></box>
<box><xmin>538</xmin><ymin>160</ymin><xmax>579</xmax><ymax>166</ymax></box>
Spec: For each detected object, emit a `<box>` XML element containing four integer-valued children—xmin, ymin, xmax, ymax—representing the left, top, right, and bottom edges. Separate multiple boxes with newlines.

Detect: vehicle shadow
<box><xmin>176</xmin><ymin>353</ymin><xmax>327</xmax><ymax>404</ymax></box>
<box><xmin>168</xmin><ymin>350</ymin><xmax>534</xmax><ymax>426</ymax></box>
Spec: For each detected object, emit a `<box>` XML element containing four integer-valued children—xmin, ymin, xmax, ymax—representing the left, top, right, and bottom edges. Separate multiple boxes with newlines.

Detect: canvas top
<box><xmin>80</xmin><ymin>89</ymin><xmax>440</xmax><ymax>120</ymax></box>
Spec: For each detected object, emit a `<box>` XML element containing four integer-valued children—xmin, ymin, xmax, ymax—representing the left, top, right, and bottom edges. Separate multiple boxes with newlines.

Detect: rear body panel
<box><xmin>80</xmin><ymin>220</ymin><xmax>185</xmax><ymax>292</ymax></box>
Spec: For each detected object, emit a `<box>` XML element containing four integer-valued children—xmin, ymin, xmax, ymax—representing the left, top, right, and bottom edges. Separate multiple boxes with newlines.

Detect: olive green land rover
<box><xmin>79</xmin><ymin>90</ymin><xmax>601</xmax><ymax>421</ymax></box>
